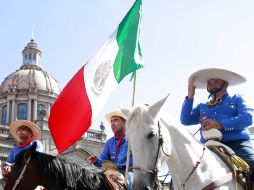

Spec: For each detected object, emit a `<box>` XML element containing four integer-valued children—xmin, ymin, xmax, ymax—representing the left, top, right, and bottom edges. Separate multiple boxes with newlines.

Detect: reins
<box><xmin>132</xmin><ymin>121</ymin><xmax>171</xmax><ymax>190</ymax></box>
<box><xmin>176</xmin><ymin>144</ymin><xmax>234</xmax><ymax>190</ymax></box>
<box><xmin>152</xmin><ymin>121</ymin><xmax>163</xmax><ymax>190</ymax></box>
<box><xmin>12</xmin><ymin>153</ymin><xmax>31</xmax><ymax>190</ymax></box>
<box><xmin>177</xmin><ymin>146</ymin><xmax>206</xmax><ymax>190</ymax></box>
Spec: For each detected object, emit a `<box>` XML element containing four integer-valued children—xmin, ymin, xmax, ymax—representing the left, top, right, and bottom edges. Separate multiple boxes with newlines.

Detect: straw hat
<box><xmin>10</xmin><ymin>120</ymin><xmax>41</xmax><ymax>142</ymax></box>
<box><xmin>189</xmin><ymin>68</ymin><xmax>246</xmax><ymax>89</ymax></box>
<box><xmin>105</xmin><ymin>111</ymin><xmax>127</xmax><ymax>123</ymax></box>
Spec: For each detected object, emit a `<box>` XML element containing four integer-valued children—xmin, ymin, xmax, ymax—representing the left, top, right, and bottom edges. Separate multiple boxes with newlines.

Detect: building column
<box><xmin>33</xmin><ymin>99</ymin><xmax>37</xmax><ymax>121</ymax></box>
<box><xmin>6</xmin><ymin>101</ymin><xmax>10</xmax><ymax>124</ymax></box>
<box><xmin>11</xmin><ymin>100</ymin><xmax>15</xmax><ymax>122</ymax></box>
<box><xmin>28</xmin><ymin>99</ymin><xmax>31</xmax><ymax>120</ymax></box>
<box><xmin>47</xmin><ymin>103</ymin><xmax>51</xmax><ymax>118</ymax></box>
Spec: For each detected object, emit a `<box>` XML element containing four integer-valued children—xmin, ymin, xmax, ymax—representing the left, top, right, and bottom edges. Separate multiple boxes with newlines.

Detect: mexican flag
<box><xmin>49</xmin><ymin>0</ymin><xmax>143</xmax><ymax>153</ymax></box>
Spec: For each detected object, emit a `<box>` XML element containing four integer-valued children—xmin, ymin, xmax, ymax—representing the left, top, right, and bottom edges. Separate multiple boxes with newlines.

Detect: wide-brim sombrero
<box><xmin>105</xmin><ymin>111</ymin><xmax>127</xmax><ymax>123</ymax></box>
<box><xmin>189</xmin><ymin>68</ymin><xmax>246</xmax><ymax>89</ymax></box>
<box><xmin>10</xmin><ymin>120</ymin><xmax>41</xmax><ymax>142</ymax></box>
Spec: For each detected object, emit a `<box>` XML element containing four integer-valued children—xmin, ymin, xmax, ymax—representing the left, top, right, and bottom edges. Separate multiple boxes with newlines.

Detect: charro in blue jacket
<box><xmin>95</xmin><ymin>136</ymin><xmax>133</xmax><ymax>173</ymax></box>
<box><xmin>181</xmin><ymin>93</ymin><xmax>253</xmax><ymax>143</ymax></box>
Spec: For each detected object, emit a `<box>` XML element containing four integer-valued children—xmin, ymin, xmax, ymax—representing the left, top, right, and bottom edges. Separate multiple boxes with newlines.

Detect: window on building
<box><xmin>1</xmin><ymin>105</ymin><xmax>7</xmax><ymax>125</ymax></box>
<box><xmin>37</xmin><ymin>104</ymin><xmax>46</xmax><ymax>120</ymax></box>
<box><xmin>28</xmin><ymin>53</ymin><xmax>32</xmax><ymax>61</ymax></box>
<box><xmin>25</xmin><ymin>54</ymin><xmax>27</xmax><ymax>60</ymax></box>
<box><xmin>33</xmin><ymin>53</ymin><xmax>36</xmax><ymax>61</ymax></box>
<box><xmin>17</xmin><ymin>103</ymin><xmax>27</xmax><ymax>120</ymax></box>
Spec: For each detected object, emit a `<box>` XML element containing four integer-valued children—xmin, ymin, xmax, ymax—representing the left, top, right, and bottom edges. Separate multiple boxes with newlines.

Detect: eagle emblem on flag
<box><xmin>92</xmin><ymin>61</ymin><xmax>112</xmax><ymax>95</ymax></box>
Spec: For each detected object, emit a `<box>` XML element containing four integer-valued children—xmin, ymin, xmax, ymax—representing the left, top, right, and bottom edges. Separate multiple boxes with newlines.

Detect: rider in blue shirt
<box><xmin>182</xmin><ymin>93</ymin><xmax>252</xmax><ymax>143</ymax></box>
<box><xmin>2</xmin><ymin>120</ymin><xmax>43</xmax><ymax>177</ymax></box>
<box><xmin>95</xmin><ymin>135</ymin><xmax>133</xmax><ymax>172</ymax></box>
<box><xmin>180</xmin><ymin>68</ymin><xmax>254</xmax><ymax>182</ymax></box>
<box><xmin>87</xmin><ymin>110</ymin><xmax>133</xmax><ymax>190</ymax></box>
<box><xmin>6</xmin><ymin>140</ymin><xmax>43</xmax><ymax>163</ymax></box>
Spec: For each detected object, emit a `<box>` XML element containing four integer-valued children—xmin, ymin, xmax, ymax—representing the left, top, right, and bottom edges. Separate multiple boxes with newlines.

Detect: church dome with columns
<box><xmin>0</xmin><ymin>39</ymin><xmax>60</xmax><ymax>127</ymax></box>
<box><xmin>0</xmin><ymin>39</ymin><xmax>59</xmax><ymax>96</ymax></box>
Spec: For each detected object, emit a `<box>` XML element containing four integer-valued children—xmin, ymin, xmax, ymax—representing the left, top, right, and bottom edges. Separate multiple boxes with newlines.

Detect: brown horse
<box><xmin>4</xmin><ymin>142</ymin><xmax>112</xmax><ymax>190</ymax></box>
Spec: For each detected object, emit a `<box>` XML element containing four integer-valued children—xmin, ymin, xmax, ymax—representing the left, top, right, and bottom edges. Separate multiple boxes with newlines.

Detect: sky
<box><xmin>1</xmin><ymin>1</ymin><xmax>254</xmax><ymax>145</ymax></box>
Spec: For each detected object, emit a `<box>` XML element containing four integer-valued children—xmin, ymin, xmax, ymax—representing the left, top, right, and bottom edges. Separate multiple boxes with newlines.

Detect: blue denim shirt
<box><xmin>95</xmin><ymin>136</ymin><xmax>133</xmax><ymax>171</ymax></box>
<box><xmin>181</xmin><ymin>94</ymin><xmax>253</xmax><ymax>143</ymax></box>
<box><xmin>6</xmin><ymin>140</ymin><xmax>44</xmax><ymax>164</ymax></box>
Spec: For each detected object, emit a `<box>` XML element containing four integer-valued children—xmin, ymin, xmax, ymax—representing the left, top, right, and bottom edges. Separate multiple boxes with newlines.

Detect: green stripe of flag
<box><xmin>113</xmin><ymin>0</ymin><xmax>143</xmax><ymax>83</ymax></box>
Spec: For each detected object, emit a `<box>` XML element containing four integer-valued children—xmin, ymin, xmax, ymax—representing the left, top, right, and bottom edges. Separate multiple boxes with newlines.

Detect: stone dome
<box><xmin>0</xmin><ymin>39</ymin><xmax>60</xmax><ymax>96</ymax></box>
<box><xmin>0</xmin><ymin>65</ymin><xmax>60</xmax><ymax>96</ymax></box>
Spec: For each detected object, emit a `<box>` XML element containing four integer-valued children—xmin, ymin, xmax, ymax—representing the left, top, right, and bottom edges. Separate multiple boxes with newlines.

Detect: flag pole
<box><xmin>125</xmin><ymin>71</ymin><xmax>137</xmax><ymax>183</ymax></box>
<box><xmin>131</xmin><ymin>71</ymin><xmax>137</xmax><ymax>107</ymax></box>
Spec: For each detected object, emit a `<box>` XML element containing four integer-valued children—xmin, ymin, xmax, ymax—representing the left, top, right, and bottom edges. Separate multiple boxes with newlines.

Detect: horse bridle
<box><xmin>132</xmin><ymin>121</ymin><xmax>171</xmax><ymax>190</ymax></box>
<box><xmin>11</xmin><ymin>153</ymin><xmax>31</xmax><ymax>190</ymax></box>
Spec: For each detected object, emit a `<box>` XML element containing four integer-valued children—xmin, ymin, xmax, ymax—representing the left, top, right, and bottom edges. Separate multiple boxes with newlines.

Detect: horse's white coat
<box><xmin>124</xmin><ymin>95</ymin><xmax>243</xmax><ymax>190</ymax></box>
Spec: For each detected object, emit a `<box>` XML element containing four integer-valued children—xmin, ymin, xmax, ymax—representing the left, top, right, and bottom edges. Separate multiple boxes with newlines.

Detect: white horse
<box><xmin>122</xmin><ymin>95</ymin><xmax>243</xmax><ymax>190</ymax></box>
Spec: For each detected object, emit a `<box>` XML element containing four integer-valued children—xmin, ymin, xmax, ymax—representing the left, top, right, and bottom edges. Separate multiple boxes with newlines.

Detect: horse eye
<box><xmin>147</xmin><ymin>131</ymin><xmax>156</xmax><ymax>139</ymax></box>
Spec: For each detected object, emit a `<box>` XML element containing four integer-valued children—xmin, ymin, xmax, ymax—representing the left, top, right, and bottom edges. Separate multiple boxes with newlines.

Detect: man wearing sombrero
<box><xmin>2</xmin><ymin>120</ymin><xmax>43</xmax><ymax>178</ymax></box>
<box><xmin>87</xmin><ymin>110</ymin><xmax>133</xmax><ymax>190</ymax></box>
<box><xmin>180</xmin><ymin>68</ymin><xmax>254</xmax><ymax>182</ymax></box>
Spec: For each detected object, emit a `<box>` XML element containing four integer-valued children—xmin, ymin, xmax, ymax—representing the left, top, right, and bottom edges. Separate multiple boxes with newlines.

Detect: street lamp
<box><xmin>99</xmin><ymin>121</ymin><xmax>106</xmax><ymax>153</ymax></box>
<box><xmin>100</xmin><ymin>121</ymin><xmax>105</xmax><ymax>131</ymax></box>
<box><xmin>100</xmin><ymin>121</ymin><xmax>105</xmax><ymax>142</ymax></box>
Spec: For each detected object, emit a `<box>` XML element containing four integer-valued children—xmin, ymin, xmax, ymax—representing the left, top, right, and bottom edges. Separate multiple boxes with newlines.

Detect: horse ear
<box><xmin>24</xmin><ymin>141</ymin><xmax>37</xmax><ymax>158</ymax></box>
<box><xmin>29</xmin><ymin>141</ymin><xmax>37</xmax><ymax>153</ymax></box>
<box><xmin>148</xmin><ymin>94</ymin><xmax>170</xmax><ymax>119</ymax></box>
<box><xmin>120</xmin><ymin>108</ymin><xmax>130</xmax><ymax>119</ymax></box>
<box><xmin>31</xmin><ymin>141</ymin><xmax>37</xmax><ymax>151</ymax></box>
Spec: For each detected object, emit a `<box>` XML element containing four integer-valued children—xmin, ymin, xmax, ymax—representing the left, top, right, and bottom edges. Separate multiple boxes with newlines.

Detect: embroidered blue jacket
<box><xmin>6</xmin><ymin>140</ymin><xmax>44</xmax><ymax>164</ymax></box>
<box><xmin>95</xmin><ymin>136</ymin><xmax>133</xmax><ymax>172</ymax></box>
<box><xmin>181</xmin><ymin>94</ymin><xmax>253</xmax><ymax>143</ymax></box>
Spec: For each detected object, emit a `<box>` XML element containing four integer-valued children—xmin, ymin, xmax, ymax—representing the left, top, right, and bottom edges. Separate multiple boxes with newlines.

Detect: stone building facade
<box><xmin>0</xmin><ymin>39</ymin><xmax>106</xmax><ymax>164</ymax></box>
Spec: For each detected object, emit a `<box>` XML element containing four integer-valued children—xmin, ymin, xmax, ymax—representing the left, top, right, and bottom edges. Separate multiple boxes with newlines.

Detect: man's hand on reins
<box><xmin>2</xmin><ymin>162</ymin><xmax>12</xmax><ymax>177</ymax></box>
<box><xmin>202</xmin><ymin>119</ymin><xmax>223</xmax><ymax>131</ymax></box>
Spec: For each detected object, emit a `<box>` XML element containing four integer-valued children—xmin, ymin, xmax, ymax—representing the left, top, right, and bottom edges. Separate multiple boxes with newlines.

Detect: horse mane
<box><xmin>128</xmin><ymin>103</ymin><xmax>199</xmax><ymax>145</ymax></box>
<box><xmin>14</xmin><ymin>146</ymin><xmax>105</xmax><ymax>189</ymax></box>
<box><xmin>128</xmin><ymin>105</ymin><xmax>154</xmax><ymax>129</ymax></box>
<box><xmin>129</xmin><ymin>104</ymin><xmax>175</xmax><ymax>127</ymax></box>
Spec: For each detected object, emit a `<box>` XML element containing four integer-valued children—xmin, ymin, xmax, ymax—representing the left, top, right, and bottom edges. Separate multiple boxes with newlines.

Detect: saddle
<box><xmin>102</xmin><ymin>161</ymin><xmax>126</xmax><ymax>190</ymax></box>
<box><xmin>104</xmin><ymin>170</ymin><xmax>126</xmax><ymax>190</ymax></box>
<box><xmin>203</xmin><ymin>129</ymin><xmax>252</xmax><ymax>190</ymax></box>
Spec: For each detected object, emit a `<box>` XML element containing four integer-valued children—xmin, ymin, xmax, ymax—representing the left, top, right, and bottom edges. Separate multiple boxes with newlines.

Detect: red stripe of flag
<box><xmin>49</xmin><ymin>66</ymin><xmax>92</xmax><ymax>153</ymax></box>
